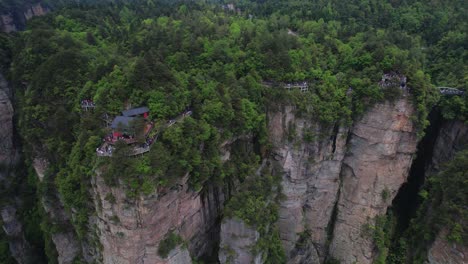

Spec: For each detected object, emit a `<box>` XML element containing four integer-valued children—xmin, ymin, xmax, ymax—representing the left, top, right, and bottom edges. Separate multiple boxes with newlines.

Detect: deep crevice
<box><xmin>330</xmin><ymin>123</ymin><xmax>340</xmax><ymax>154</ymax></box>
<box><xmin>389</xmin><ymin>108</ymin><xmax>442</xmax><ymax>235</ymax></box>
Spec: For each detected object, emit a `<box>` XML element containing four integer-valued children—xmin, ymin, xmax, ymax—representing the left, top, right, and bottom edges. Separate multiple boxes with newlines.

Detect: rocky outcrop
<box><xmin>51</xmin><ymin>232</ymin><xmax>81</xmax><ymax>264</ymax></box>
<box><xmin>430</xmin><ymin>119</ymin><xmax>468</xmax><ymax>171</ymax></box>
<box><xmin>427</xmin><ymin>229</ymin><xmax>468</xmax><ymax>264</ymax></box>
<box><xmin>0</xmin><ymin>74</ymin><xmax>33</xmax><ymax>263</ymax></box>
<box><xmin>90</xmin><ymin>137</ymin><xmax>255</xmax><ymax>263</ymax></box>
<box><xmin>30</xmin><ymin>158</ymin><xmax>82</xmax><ymax>264</ymax></box>
<box><xmin>32</xmin><ymin>157</ymin><xmax>48</xmax><ymax>181</ymax></box>
<box><xmin>0</xmin><ymin>79</ymin><xmax>14</xmax><ymax>172</ymax></box>
<box><xmin>215</xmin><ymin>98</ymin><xmax>464</xmax><ymax>264</ymax></box>
<box><xmin>329</xmin><ymin>96</ymin><xmax>417</xmax><ymax>263</ymax></box>
<box><xmin>268</xmin><ymin>105</ymin><xmax>348</xmax><ymax>261</ymax></box>
<box><xmin>0</xmin><ymin>2</ymin><xmax>49</xmax><ymax>33</ymax></box>
<box><xmin>424</xmin><ymin>119</ymin><xmax>468</xmax><ymax>263</ymax></box>
<box><xmin>219</xmin><ymin>218</ymin><xmax>262</xmax><ymax>264</ymax></box>
<box><xmin>165</xmin><ymin>246</ymin><xmax>192</xmax><ymax>264</ymax></box>
<box><xmin>1</xmin><ymin>205</ymin><xmax>34</xmax><ymax>263</ymax></box>
<box><xmin>92</xmin><ymin>172</ymin><xmax>224</xmax><ymax>264</ymax></box>
<box><xmin>41</xmin><ymin>192</ymin><xmax>81</xmax><ymax>264</ymax></box>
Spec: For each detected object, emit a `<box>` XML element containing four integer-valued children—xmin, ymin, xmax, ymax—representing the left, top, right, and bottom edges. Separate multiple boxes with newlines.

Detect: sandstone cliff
<box><xmin>268</xmin><ymin>105</ymin><xmax>348</xmax><ymax>261</ymax></box>
<box><xmin>1</xmin><ymin>69</ymin><xmax>82</xmax><ymax>264</ymax></box>
<box><xmin>92</xmin><ymin>171</ymin><xmax>224</xmax><ymax>264</ymax></box>
<box><xmin>261</xmin><ymin>93</ymin><xmax>418</xmax><ymax>264</ymax></box>
<box><xmin>425</xmin><ymin>119</ymin><xmax>468</xmax><ymax>264</ymax></box>
<box><xmin>1</xmin><ymin>205</ymin><xmax>34</xmax><ymax>263</ymax></box>
<box><xmin>330</xmin><ymin>96</ymin><xmax>417</xmax><ymax>263</ymax></box>
<box><xmin>218</xmin><ymin>218</ymin><xmax>262</xmax><ymax>264</ymax></box>
<box><xmin>0</xmin><ymin>74</ymin><xmax>34</xmax><ymax>263</ymax></box>
<box><xmin>0</xmin><ymin>2</ymin><xmax>49</xmax><ymax>32</ymax></box>
<box><xmin>89</xmin><ymin>135</ymin><xmax>259</xmax><ymax>264</ymax></box>
<box><xmin>429</xmin><ymin>119</ymin><xmax>468</xmax><ymax>171</ymax></box>
<box><xmin>41</xmin><ymin>191</ymin><xmax>82</xmax><ymax>264</ymax></box>
<box><xmin>427</xmin><ymin>229</ymin><xmax>468</xmax><ymax>264</ymax></box>
<box><xmin>26</xmin><ymin>156</ymin><xmax>83</xmax><ymax>264</ymax></box>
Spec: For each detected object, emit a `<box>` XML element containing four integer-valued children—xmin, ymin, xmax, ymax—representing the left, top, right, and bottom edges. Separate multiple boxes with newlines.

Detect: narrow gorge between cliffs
<box><xmin>390</xmin><ymin>109</ymin><xmax>441</xmax><ymax>234</ymax></box>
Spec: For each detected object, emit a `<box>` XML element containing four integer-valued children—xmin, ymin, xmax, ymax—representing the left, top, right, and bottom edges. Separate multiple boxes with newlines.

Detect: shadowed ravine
<box><xmin>390</xmin><ymin>108</ymin><xmax>442</xmax><ymax>233</ymax></box>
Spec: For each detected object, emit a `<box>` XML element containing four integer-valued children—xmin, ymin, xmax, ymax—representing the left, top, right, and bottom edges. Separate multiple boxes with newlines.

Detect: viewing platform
<box><xmin>284</xmin><ymin>82</ymin><xmax>309</xmax><ymax>92</ymax></box>
<box><xmin>81</xmin><ymin>99</ymin><xmax>96</xmax><ymax>111</ymax></box>
<box><xmin>262</xmin><ymin>81</ymin><xmax>309</xmax><ymax>92</ymax></box>
<box><xmin>438</xmin><ymin>87</ymin><xmax>465</xmax><ymax>96</ymax></box>
<box><xmin>96</xmin><ymin>108</ymin><xmax>192</xmax><ymax>157</ymax></box>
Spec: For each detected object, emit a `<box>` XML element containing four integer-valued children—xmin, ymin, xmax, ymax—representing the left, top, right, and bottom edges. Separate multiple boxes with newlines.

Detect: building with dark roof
<box><xmin>122</xmin><ymin>106</ymin><xmax>149</xmax><ymax>117</ymax></box>
<box><xmin>111</xmin><ymin>116</ymin><xmax>136</xmax><ymax>130</ymax></box>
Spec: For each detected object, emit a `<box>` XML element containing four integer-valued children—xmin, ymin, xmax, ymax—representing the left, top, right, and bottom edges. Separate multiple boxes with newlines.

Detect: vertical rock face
<box><xmin>425</xmin><ymin>119</ymin><xmax>468</xmax><ymax>264</ymax></box>
<box><xmin>41</xmin><ymin>197</ymin><xmax>81</xmax><ymax>264</ymax></box>
<box><xmin>0</xmin><ymin>74</ymin><xmax>14</xmax><ymax>171</ymax></box>
<box><xmin>90</xmin><ymin>138</ymin><xmax>253</xmax><ymax>263</ymax></box>
<box><xmin>92</xmin><ymin>172</ymin><xmax>224</xmax><ymax>264</ymax></box>
<box><xmin>427</xmin><ymin>229</ymin><xmax>468</xmax><ymax>264</ymax></box>
<box><xmin>219</xmin><ymin>218</ymin><xmax>262</xmax><ymax>264</ymax></box>
<box><xmin>0</xmin><ymin>3</ymin><xmax>50</xmax><ymax>33</ymax></box>
<box><xmin>31</xmin><ymin>159</ymin><xmax>82</xmax><ymax>264</ymax></box>
<box><xmin>329</xmin><ymin>97</ymin><xmax>417</xmax><ymax>263</ymax></box>
<box><xmin>165</xmin><ymin>246</ymin><xmax>192</xmax><ymax>264</ymax></box>
<box><xmin>429</xmin><ymin>119</ymin><xmax>468</xmax><ymax>171</ymax></box>
<box><xmin>0</xmin><ymin>74</ymin><xmax>34</xmax><ymax>264</ymax></box>
<box><xmin>268</xmin><ymin>105</ymin><xmax>348</xmax><ymax>261</ymax></box>
<box><xmin>1</xmin><ymin>205</ymin><xmax>33</xmax><ymax>264</ymax></box>
<box><xmin>0</xmin><ymin>14</ymin><xmax>17</xmax><ymax>33</ymax></box>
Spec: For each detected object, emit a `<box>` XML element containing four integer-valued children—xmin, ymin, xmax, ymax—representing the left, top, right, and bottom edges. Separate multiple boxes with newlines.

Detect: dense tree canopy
<box><xmin>0</xmin><ymin>0</ymin><xmax>466</xmax><ymax>262</ymax></box>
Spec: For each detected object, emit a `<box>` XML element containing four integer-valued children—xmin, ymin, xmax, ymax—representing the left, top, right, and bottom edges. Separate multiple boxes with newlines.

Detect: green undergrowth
<box><xmin>224</xmin><ymin>159</ymin><xmax>286</xmax><ymax>263</ymax></box>
<box><xmin>387</xmin><ymin>149</ymin><xmax>468</xmax><ymax>263</ymax></box>
<box><xmin>158</xmin><ymin>231</ymin><xmax>184</xmax><ymax>258</ymax></box>
<box><xmin>2</xmin><ymin>0</ymin><xmax>465</xmax><ymax>258</ymax></box>
<box><xmin>360</xmin><ymin>148</ymin><xmax>468</xmax><ymax>264</ymax></box>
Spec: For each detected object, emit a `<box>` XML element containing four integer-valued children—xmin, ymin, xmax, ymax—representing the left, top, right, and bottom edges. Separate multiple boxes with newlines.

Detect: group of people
<box><xmin>103</xmin><ymin>134</ymin><xmax>135</xmax><ymax>143</ymax></box>
<box><xmin>379</xmin><ymin>73</ymin><xmax>407</xmax><ymax>89</ymax></box>
<box><xmin>81</xmin><ymin>99</ymin><xmax>95</xmax><ymax>107</ymax></box>
<box><xmin>96</xmin><ymin>144</ymin><xmax>114</xmax><ymax>156</ymax></box>
<box><xmin>96</xmin><ymin>109</ymin><xmax>194</xmax><ymax>157</ymax></box>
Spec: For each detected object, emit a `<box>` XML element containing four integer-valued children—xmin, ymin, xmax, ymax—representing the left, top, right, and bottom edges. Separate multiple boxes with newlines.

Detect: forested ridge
<box><xmin>0</xmin><ymin>0</ymin><xmax>466</xmax><ymax>263</ymax></box>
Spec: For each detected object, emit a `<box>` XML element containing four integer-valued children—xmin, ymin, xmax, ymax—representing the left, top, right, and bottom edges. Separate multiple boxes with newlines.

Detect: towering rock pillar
<box><xmin>329</xmin><ymin>96</ymin><xmax>418</xmax><ymax>263</ymax></box>
<box><xmin>0</xmin><ymin>74</ymin><xmax>35</xmax><ymax>263</ymax></box>
<box><xmin>268</xmin><ymin>105</ymin><xmax>348</xmax><ymax>262</ymax></box>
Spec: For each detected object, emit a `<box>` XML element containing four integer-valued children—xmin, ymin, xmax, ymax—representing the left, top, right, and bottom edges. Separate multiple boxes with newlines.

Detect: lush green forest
<box><xmin>0</xmin><ymin>0</ymin><xmax>466</xmax><ymax>263</ymax></box>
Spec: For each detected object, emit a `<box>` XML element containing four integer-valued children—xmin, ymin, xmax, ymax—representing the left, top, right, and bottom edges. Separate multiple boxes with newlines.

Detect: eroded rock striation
<box><xmin>330</xmin><ymin>96</ymin><xmax>417</xmax><ymax>263</ymax></box>
<box><xmin>268</xmin><ymin>105</ymin><xmax>348</xmax><ymax>261</ymax></box>
<box><xmin>263</xmin><ymin>93</ymin><xmax>419</xmax><ymax>264</ymax></box>
<box><xmin>218</xmin><ymin>218</ymin><xmax>262</xmax><ymax>264</ymax></box>
<box><xmin>92</xmin><ymin>171</ymin><xmax>225</xmax><ymax>264</ymax></box>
